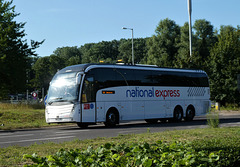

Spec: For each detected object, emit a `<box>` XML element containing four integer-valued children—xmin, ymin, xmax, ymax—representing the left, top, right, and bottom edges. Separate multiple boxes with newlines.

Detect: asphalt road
<box><xmin>1</xmin><ymin>114</ymin><xmax>240</xmax><ymax>148</ymax></box>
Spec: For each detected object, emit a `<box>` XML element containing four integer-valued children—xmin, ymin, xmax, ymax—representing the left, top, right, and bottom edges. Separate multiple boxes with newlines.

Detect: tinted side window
<box><xmin>151</xmin><ymin>71</ymin><xmax>209</xmax><ymax>87</ymax></box>
<box><xmin>189</xmin><ymin>73</ymin><xmax>209</xmax><ymax>87</ymax></box>
<box><xmin>152</xmin><ymin>71</ymin><xmax>164</xmax><ymax>86</ymax></box>
<box><xmin>172</xmin><ymin>72</ymin><xmax>189</xmax><ymax>87</ymax></box>
<box><xmin>117</xmin><ymin>69</ymin><xmax>136</xmax><ymax>86</ymax></box>
<box><xmin>135</xmin><ymin>70</ymin><xmax>152</xmax><ymax>86</ymax></box>
<box><xmin>92</xmin><ymin>68</ymin><xmax>127</xmax><ymax>90</ymax></box>
<box><xmin>84</xmin><ymin>68</ymin><xmax>209</xmax><ymax>91</ymax></box>
<box><xmin>95</xmin><ymin>68</ymin><xmax>115</xmax><ymax>89</ymax></box>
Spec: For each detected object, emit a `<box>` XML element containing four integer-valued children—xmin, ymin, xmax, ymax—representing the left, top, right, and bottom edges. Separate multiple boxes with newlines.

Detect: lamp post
<box><xmin>122</xmin><ymin>27</ymin><xmax>134</xmax><ymax>65</ymax></box>
<box><xmin>188</xmin><ymin>0</ymin><xmax>192</xmax><ymax>57</ymax></box>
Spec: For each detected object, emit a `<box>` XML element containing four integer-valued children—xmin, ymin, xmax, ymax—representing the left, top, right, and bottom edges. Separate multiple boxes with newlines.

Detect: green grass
<box><xmin>207</xmin><ymin>109</ymin><xmax>220</xmax><ymax>128</ymax></box>
<box><xmin>0</xmin><ymin>103</ymin><xmax>48</xmax><ymax>130</ymax></box>
<box><xmin>0</xmin><ymin>103</ymin><xmax>69</xmax><ymax>130</ymax></box>
<box><xmin>0</xmin><ymin>127</ymin><xmax>240</xmax><ymax>166</ymax></box>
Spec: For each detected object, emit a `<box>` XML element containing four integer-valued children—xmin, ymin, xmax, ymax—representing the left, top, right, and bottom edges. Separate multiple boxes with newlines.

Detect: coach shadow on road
<box><xmin>1</xmin><ymin>115</ymin><xmax>239</xmax><ymax>133</ymax></box>
<box><xmin>62</xmin><ymin>115</ymin><xmax>240</xmax><ymax>131</ymax></box>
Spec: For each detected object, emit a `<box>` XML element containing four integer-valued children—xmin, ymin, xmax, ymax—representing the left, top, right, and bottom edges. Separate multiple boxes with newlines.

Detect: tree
<box><xmin>53</xmin><ymin>46</ymin><xmax>82</xmax><ymax>66</ymax></box>
<box><xmin>118</xmin><ymin>39</ymin><xmax>132</xmax><ymax>63</ymax></box>
<box><xmin>147</xmin><ymin>18</ymin><xmax>180</xmax><ymax>67</ymax></box>
<box><xmin>49</xmin><ymin>55</ymin><xmax>65</xmax><ymax>75</ymax></box>
<box><xmin>175</xmin><ymin>20</ymin><xmax>217</xmax><ymax>70</ymax></box>
<box><xmin>79</xmin><ymin>43</ymin><xmax>95</xmax><ymax>63</ymax></box>
<box><xmin>118</xmin><ymin>38</ymin><xmax>148</xmax><ymax>64</ymax></box>
<box><xmin>193</xmin><ymin>19</ymin><xmax>216</xmax><ymax>71</ymax></box>
<box><xmin>209</xmin><ymin>25</ymin><xmax>240</xmax><ymax>105</ymax></box>
<box><xmin>32</xmin><ymin>57</ymin><xmax>51</xmax><ymax>92</ymax></box>
<box><xmin>175</xmin><ymin>22</ymin><xmax>192</xmax><ymax>68</ymax></box>
<box><xmin>80</xmin><ymin>41</ymin><xmax>120</xmax><ymax>64</ymax></box>
<box><xmin>0</xmin><ymin>0</ymin><xmax>44</xmax><ymax>99</ymax></box>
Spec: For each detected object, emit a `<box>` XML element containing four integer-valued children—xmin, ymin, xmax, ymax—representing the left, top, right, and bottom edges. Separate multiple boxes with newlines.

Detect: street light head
<box><xmin>122</xmin><ymin>27</ymin><xmax>133</xmax><ymax>31</ymax></box>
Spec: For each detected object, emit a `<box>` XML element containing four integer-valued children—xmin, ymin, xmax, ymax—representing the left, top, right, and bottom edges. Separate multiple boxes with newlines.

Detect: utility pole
<box><xmin>188</xmin><ymin>0</ymin><xmax>192</xmax><ymax>57</ymax></box>
<box><xmin>122</xmin><ymin>27</ymin><xmax>134</xmax><ymax>65</ymax></box>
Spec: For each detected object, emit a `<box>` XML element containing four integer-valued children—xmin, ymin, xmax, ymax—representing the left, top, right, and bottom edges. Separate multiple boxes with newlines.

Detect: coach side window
<box><xmin>94</xmin><ymin>68</ymin><xmax>128</xmax><ymax>89</ymax></box>
<box><xmin>117</xmin><ymin>69</ymin><xmax>136</xmax><ymax>86</ymax></box>
<box><xmin>134</xmin><ymin>70</ymin><xmax>152</xmax><ymax>86</ymax></box>
<box><xmin>152</xmin><ymin>71</ymin><xmax>164</xmax><ymax>86</ymax></box>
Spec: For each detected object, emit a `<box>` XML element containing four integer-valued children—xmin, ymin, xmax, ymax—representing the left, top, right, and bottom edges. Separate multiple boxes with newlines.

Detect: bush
<box><xmin>24</xmin><ymin>141</ymin><xmax>220</xmax><ymax>167</ymax></box>
<box><xmin>191</xmin><ymin>138</ymin><xmax>240</xmax><ymax>167</ymax></box>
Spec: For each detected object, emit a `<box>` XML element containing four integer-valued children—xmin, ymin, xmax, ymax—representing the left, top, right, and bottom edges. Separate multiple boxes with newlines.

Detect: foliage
<box><xmin>53</xmin><ymin>46</ymin><xmax>82</xmax><ymax>66</ymax></box>
<box><xmin>147</xmin><ymin>18</ymin><xmax>180</xmax><ymax>67</ymax></box>
<box><xmin>175</xmin><ymin>22</ymin><xmax>192</xmax><ymax>68</ymax></box>
<box><xmin>191</xmin><ymin>128</ymin><xmax>240</xmax><ymax>167</ymax></box>
<box><xmin>118</xmin><ymin>38</ymin><xmax>148</xmax><ymax>64</ymax></box>
<box><xmin>23</xmin><ymin>141</ymin><xmax>220</xmax><ymax>167</ymax></box>
<box><xmin>193</xmin><ymin>19</ymin><xmax>217</xmax><ymax>71</ymax></box>
<box><xmin>208</xmin><ymin>25</ymin><xmax>240</xmax><ymax>105</ymax></box>
<box><xmin>0</xmin><ymin>0</ymin><xmax>44</xmax><ymax>99</ymax></box>
<box><xmin>80</xmin><ymin>40</ymin><xmax>120</xmax><ymax>64</ymax></box>
<box><xmin>31</xmin><ymin>57</ymin><xmax>52</xmax><ymax>92</ymax></box>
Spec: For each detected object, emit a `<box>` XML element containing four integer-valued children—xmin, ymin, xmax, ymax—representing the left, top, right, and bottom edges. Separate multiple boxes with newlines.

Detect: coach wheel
<box><xmin>105</xmin><ymin>110</ymin><xmax>119</xmax><ymax>127</ymax></box>
<box><xmin>77</xmin><ymin>123</ymin><xmax>88</xmax><ymax>128</ymax></box>
<box><xmin>145</xmin><ymin>119</ymin><xmax>158</xmax><ymax>124</ymax></box>
<box><xmin>185</xmin><ymin>106</ymin><xmax>195</xmax><ymax>121</ymax></box>
<box><xmin>173</xmin><ymin>106</ymin><xmax>183</xmax><ymax>122</ymax></box>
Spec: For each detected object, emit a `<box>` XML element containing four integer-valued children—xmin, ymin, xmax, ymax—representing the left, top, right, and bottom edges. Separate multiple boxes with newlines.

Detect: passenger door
<box><xmin>81</xmin><ymin>75</ymin><xmax>96</xmax><ymax>123</ymax></box>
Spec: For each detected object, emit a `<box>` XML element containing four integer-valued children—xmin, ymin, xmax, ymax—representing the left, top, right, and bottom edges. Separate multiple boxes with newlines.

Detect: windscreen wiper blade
<box><xmin>48</xmin><ymin>98</ymin><xmax>74</xmax><ymax>105</ymax></box>
<box><xmin>48</xmin><ymin>98</ymin><xmax>64</xmax><ymax>105</ymax></box>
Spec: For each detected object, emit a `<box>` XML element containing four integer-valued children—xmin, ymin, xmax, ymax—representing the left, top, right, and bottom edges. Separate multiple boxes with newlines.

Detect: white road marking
<box><xmin>0</xmin><ymin>136</ymin><xmax>76</xmax><ymax>145</ymax></box>
<box><xmin>55</xmin><ymin>130</ymin><xmax>89</xmax><ymax>134</ymax></box>
<box><xmin>0</xmin><ymin>134</ymin><xmax>33</xmax><ymax>139</ymax></box>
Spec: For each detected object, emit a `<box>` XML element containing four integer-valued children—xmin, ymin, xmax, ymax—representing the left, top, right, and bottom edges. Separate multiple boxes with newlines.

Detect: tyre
<box><xmin>173</xmin><ymin>106</ymin><xmax>183</xmax><ymax>122</ymax></box>
<box><xmin>185</xmin><ymin>106</ymin><xmax>195</xmax><ymax>121</ymax></box>
<box><xmin>105</xmin><ymin>110</ymin><xmax>119</xmax><ymax>127</ymax></box>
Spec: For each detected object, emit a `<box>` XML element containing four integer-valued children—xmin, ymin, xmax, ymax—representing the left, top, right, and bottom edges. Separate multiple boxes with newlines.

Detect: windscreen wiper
<box><xmin>48</xmin><ymin>97</ymin><xmax>64</xmax><ymax>105</ymax></box>
<box><xmin>48</xmin><ymin>98</ymin><xmax>74</xmax><ymax>105</ymax></box>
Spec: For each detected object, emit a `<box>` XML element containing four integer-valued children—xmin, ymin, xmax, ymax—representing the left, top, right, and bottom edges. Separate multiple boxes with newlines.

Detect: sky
<box><xmin>12</xmin><ymin>0</ymin><xmax>240</xmax><ymax>57</ymax></box>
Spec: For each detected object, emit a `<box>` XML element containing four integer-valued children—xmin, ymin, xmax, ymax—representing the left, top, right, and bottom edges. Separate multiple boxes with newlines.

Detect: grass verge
<box><xmin>0</xmin><ymin>103</ymin><xmax>69</xmax><ymax>130</ymax></box>
<box><xmin>0</xmin><ymin>127</ymin><xmax>240</xmax><ymax>166</ymax></box>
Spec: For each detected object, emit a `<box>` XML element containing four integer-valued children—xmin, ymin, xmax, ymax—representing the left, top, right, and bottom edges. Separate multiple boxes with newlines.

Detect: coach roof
<box><xmin>57</xmin><ymin>63</ymin><xmax>206</xmax><ymax>74</ymax></box>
